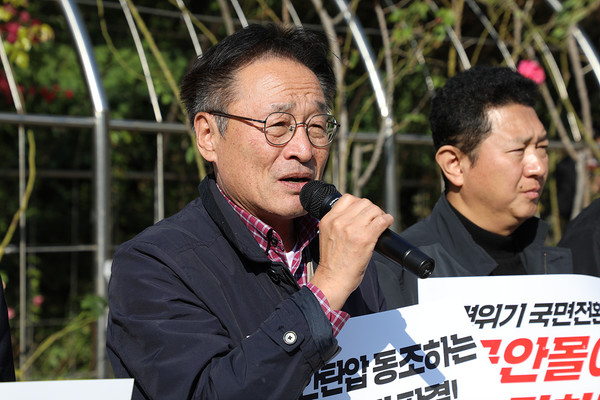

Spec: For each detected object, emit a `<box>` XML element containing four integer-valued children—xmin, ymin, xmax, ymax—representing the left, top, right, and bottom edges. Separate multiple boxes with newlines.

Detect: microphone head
<box><xmin>300</xmin><ymin>180</ymin><xmax>339</xmax><ymax>219</ymax></box>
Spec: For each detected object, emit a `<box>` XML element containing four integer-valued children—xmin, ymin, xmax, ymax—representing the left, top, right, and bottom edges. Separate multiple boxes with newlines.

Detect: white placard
<box><xmin>419</xmin><ymin>274</ymin><xmax>600</xmax><ymax>399</ymax></box>
<box><xmin>0</xmin><ymin>378</ymin><xmax>134</xmax><ymax>400</ymax></box>
<box><xmin>418</xmin><ymin>274</ymin><xmax>600</xmax><ymax>305</ymax></box>
<box><xmin>302</xmin><ymin>302</ymin><xmax>501</xmax><ymax>399</ymax></box>
<box><xmin>303</xmin><ymin>274</ymin><xmax>600</xmax><ymax>399</ymax></box>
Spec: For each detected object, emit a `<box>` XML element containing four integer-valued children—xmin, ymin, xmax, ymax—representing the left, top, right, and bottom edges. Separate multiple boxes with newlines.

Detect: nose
<box><xmin>283</xmin><ymin>124</ymin><xmax>314</xmax><ymax>162</ymax></box>
<box><xmin>524</xmin><ymin>149</ymin><xmax>548</xmax><ymax>178</ymax></box>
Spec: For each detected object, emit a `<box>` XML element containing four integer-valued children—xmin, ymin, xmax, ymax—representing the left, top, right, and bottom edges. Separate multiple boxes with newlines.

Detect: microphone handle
<box><xmin>376</xmin><ymin>229</ymin><xmax>435</xmax><ymax>279</ymax></box>
<box><xmin>301</xmin><ymin>182</ymin><xmax>435</xmax><ymax>279</ymax></box>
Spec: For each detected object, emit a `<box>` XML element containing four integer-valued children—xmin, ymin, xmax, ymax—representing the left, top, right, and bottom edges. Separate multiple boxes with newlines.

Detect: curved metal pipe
<box><xmin>332</xmin><ymin>0</ymin><xmax>397</xmax><ymax>226</ymax></box>
<box><xmin>284</xmin><ymin>0</ymin><xmax>303</xmax><ymax>27</ymax></box>
<box><xmin>333</xmin><ymin>0</ymin><xmax>388</xmax><ymax>118</ymax></box>
<box><xmin>545</xmin><ymin>0</ymin><xmax>600</xmax><ymax>88</ymax></box>
<box><xmin>60</xmin><ymin>1</ymin><xmax>108</xmax><ymax>114</ymax></box>
<box><xmin>464</xmin><ymin>0</ymin><xmax>582</xmax><ymax>142</ymax></box>
<box><xmin>427</xmin><ymin>1</ymin><xmax>471</xmax><ymax>70</ymax></box>
<box><xmin>465</xmin><ymin>0</ymin><xmax>515</xmax><ymax>68</ymax></box>
<box><xmin>0</xmin><ymin>34</ymin><xmax>28</xmax><ymax>371</ymax></box>
<box><xmin>533</xmin><ymin>31</ymin><xmax>582</xmax><ymax>141</ymax></box>
<box><xmin>59</xmin><ymin>0</ymin><xmax>110</xmax><ymax>378</ymax></box>
<box><xmin>119</xmin><ymin>0</ymin><xmax>165</xmax><ymax>222</ymax></box>
<box><xmin>176</xmin><ymin>0</ymin><xmax>202</xmax><ymax>56</ymax></box>
<box><xmin>229</xmin><ymin>0</ymin><xmax>248</xmax><ymax>27</ymax></box>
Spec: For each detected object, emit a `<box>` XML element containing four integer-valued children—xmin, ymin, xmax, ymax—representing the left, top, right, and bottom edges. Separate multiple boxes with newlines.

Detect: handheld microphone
<box><xmin>300</xmin><ymin>180</ymin><xmax>435</xmax><ymax>279</ymax></box>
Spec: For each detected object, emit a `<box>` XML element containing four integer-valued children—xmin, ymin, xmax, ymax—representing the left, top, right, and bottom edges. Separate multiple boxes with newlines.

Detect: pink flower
<box><xmin>7</xmin><ymin>307</ymin><xmax>15</xmax><ymax>320</ymax></box>
<box><xmin>4</xmin><ymin>21</ymin><xmax>19</xmax><ymax>44</ymax></box>
<box><xmin>517</xmin><ymin>60</ymin><xmax>546</xmax><ymax>85</ymax></box>
<box><xmin>32</xmin><ymin>294</ymin><xmax>44</xmax><ymax>307</ymax></box>
<box><xmin>19</xmin><ymin>10</ymin><xmax>31</xmax><ymax>24</ymax></box>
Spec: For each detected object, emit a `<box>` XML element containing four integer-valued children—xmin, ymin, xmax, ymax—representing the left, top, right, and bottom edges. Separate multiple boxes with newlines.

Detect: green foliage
<box><xmin>387</xmin><ymin>2</ymin><xmax>454</xmax><ymax>48</ymax></box>
<box><xmin>435</xmin><ymin>8</ymin><xmax>455</xmax><ymax>26</ymax></box>
<box><xmin>389</xmin><ymin>3</ymin><xmax>429</xmax><ymax>22</ymax></box>
<box><xmin>16</xmin><ymin>294</ymin><xmax>106</xmax><ymax>380</ymax></box>
<box><xmin>12</xmin><ymin>43</ymin><xmax>88</xmax><ymax>115</ymax></box>
<box><xmin>0</xmin><ymin>0</ymin><xmax>54</xmax><ymax>69</ymax></box>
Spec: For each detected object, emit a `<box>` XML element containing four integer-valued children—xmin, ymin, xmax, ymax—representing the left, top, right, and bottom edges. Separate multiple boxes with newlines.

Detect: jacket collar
<box><xmin>432</xmin><ymin>195</ymin><xmax>497</xmax><ymax>274</ymax></box>
<box><xmin>432</xmin><ymin>195</ymin><xmax>551</xmax><ymax>275</ymax></box>
<box><xmin>198</xmin><ymin>174</ymin><xmax>270</xmax><ymax>263</ymax></box>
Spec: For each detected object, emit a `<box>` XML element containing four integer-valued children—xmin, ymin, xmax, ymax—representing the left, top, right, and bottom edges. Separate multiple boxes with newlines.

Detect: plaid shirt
<box><xmin>219</xmin><ymin>188</ymin><xmax>349</xmax><ymax>336</ymax></box>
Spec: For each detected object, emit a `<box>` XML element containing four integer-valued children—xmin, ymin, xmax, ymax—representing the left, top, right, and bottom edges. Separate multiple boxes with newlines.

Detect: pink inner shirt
<box><xmin>218</xmin><ymin>186</ymin><xmax>349</xmax><ymax>336</ymax></box>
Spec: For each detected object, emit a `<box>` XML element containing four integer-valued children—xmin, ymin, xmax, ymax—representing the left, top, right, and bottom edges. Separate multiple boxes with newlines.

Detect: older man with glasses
<box><xmin>106</xmin><ymin>23</ymin><xmax>392</xmax><ymax>400</ymax></box>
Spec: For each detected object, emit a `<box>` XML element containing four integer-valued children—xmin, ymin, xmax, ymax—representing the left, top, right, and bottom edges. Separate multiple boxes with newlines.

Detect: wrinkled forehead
<box><xmin>267</xmin><ymin>100</ymin><xmax>329</xmax><ymax>114</ymax></box>
<box><xmin>230</xmin><ymin>57</ymin><xmax>328</xmax><ymax>113</ymax></box>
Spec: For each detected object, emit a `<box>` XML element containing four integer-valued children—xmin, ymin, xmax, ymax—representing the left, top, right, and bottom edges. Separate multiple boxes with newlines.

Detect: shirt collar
<box><xmin>216</xmin><ymin>184</ymin><xmax>319</xmax><ymax>257</ymax></box>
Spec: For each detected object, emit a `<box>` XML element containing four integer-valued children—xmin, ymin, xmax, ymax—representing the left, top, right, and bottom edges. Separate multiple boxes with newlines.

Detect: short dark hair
<box><xmin>430</xmin><ymin>66</ymin><xmax>541</xmax><ymax>162</ymax></box>
<box><xmin>180</xmin><ymin>23</ymin><xmax>336</xmax><ymax>134</ymax></box>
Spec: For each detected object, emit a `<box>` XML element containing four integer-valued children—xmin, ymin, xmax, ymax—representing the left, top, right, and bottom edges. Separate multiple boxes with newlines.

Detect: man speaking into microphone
<box><xmin>107</xmin><ymin>24</ymin><xmax>394</xmax><ymax>400</ymax></box>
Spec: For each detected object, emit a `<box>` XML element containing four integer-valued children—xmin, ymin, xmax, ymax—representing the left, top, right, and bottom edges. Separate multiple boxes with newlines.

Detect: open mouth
<box><xmin>282</xmin><ymin>177</ymin><xmax>311</xmax><ymax>183</ymax></box>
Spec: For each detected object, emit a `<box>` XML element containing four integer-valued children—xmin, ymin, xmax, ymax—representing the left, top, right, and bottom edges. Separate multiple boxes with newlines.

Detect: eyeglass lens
<box><xmin>264</xmin><ymin>112</ymin><xmax>336</xmax><ymax>147</ymax></box>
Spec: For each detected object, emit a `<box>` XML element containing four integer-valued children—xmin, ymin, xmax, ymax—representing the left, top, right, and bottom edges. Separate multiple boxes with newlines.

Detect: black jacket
<box><xmin>107</xmin><ymin>175</ymin><xmax>385</xmax><ymax>400</ymax></box>
<box><xmin>376</xmin><ymin>195</ymin><xmax>573</xmax><ymax>309</ymax></box>
<box><xmin>0</xmin><ymin>275</ymin><xmax>15</xmax><ymax>382</ymax></box>
<box><xmin>558</xmin><ymin>198</ymin><xmax>600</xmax><ymax>277</ymax></box>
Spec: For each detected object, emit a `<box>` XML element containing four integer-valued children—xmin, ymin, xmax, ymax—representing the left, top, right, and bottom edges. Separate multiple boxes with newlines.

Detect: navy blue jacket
<box><xmin>0</xmin><ymin>275</ymin><xmax>15</xmax><ymax>382</ymax></box>
<box><xmin>107</xmin><ymin>175</ymin><xmax>385</xmax><ymax>400</ymax></box>
<box><xmin>558</xmin><ymin>198</ymin><xmax>600</xmax><ymax>277</ymax></box>
<box><xmin>376</xmin><ymin>195</ymin><xmax>573</xmax><ymax>309</ymax></box>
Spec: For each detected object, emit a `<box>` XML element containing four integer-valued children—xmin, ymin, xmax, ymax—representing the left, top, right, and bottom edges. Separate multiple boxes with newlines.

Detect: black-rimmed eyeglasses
<box><xmin>209</xmin><ymin>111</ymin><xmax>339</xmax><ymax>148</ymax></box>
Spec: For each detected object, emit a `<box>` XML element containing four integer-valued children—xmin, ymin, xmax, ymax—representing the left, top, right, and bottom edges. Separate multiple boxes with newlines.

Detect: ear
<box><xmin>435</xmin><ymin>145</ymin><xmax>468</xmax><ymax>188</ymax></box>
<box><xmin>194</xmin><ymin>112</ymin><xmax>219</xmax><ymax>163</ymax></box>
